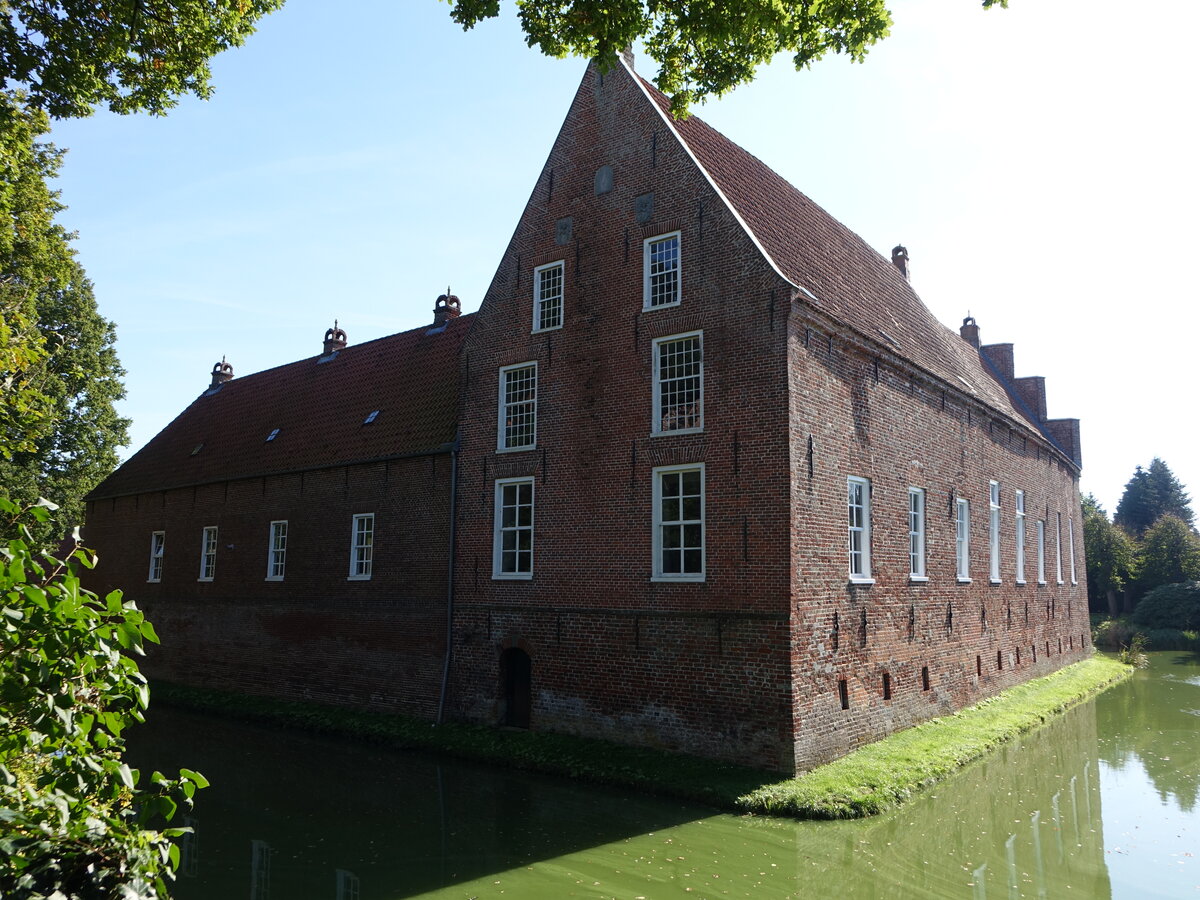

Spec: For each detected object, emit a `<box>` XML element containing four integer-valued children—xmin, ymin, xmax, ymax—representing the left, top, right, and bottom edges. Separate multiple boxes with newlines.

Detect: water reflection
<box><xmin>127</xmin><ymin>652</ymin><xmax>1200</xmax><ymax>899</ymax></box>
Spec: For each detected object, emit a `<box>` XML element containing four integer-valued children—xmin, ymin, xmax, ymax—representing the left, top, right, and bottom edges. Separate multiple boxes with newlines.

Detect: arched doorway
<box><xmin>499</xmin><ymin>647</ymin><xmax>531</xmax><ymax>728</ymax></box>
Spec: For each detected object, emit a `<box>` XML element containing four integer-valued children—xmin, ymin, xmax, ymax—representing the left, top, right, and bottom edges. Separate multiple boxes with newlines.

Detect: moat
<box><xmin>128</xmin><ymin>652</ymin><xmax>1198</xmax><ymax>899</ymax></box>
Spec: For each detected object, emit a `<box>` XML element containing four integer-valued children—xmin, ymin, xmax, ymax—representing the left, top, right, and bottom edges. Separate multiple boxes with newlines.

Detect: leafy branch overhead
<box><xmin>0</xmin><ymin>0</ymin><xmax>285</xmax><ymax>118</ymax></box>
<box><xmin>447</xmin><ymin>0</ymin><xmax>1006</xmax><ymax>113</ymax></box>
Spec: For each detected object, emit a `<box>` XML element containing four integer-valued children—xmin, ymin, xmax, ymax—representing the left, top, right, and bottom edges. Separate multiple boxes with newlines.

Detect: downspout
<box><xmin>436</xmin><ymin>433</ymin><xmax>460</xmax><ymax>724</ymax></box>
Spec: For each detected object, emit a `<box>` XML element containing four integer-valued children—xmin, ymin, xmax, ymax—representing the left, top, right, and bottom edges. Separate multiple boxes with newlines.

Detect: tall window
<box><xmin>956</xmin><ymin>498</ymin><xmax>971</xmax><ymax>581</ymax></box>
<box><xmin>1055</xmin><ymin>512</ymin><xmax>1064</xmax><ymax>584</ymax></box>
<box><xmin>1015</xmin><ymin>490</ymin><xmax>1026</xmax><ymax>583</ymax></box>
<box><xmin>266</xmin><ymin>520</ymin><xmax>287</xmax><ymax>581</ymax></box>
<box><xmin>198</xmin><ymin>526</ymin><xmax>217</xmax><ymax>581</ymax></box>
<box><xmin>908</xmin><ymin>488</ymin><xmax>926</xmax><ymax>579</ymax></box>
<box><xmin>643</xmin><ymin>232</ymin><xmax>681</xmax><ymax>309</ymax></box>
<box><xmin>493</xmin><ymin>478</ymin><xmax>534</xmax><ymax>578</ymax></box>
<box><xmin>1037</xmin><ymin>519</ymin><xmax>1046</xmax><ymax>584</ymax></box>
<box><xmin>1068</xmin><ymin>515</ymin><xmax>1077</xmax><ymax>584</ymax></box>
<box><xmin>653</xmin><ymin>464</ymin><xmax>704</xmax><ymax>580</ymax></box>
<box><xmin>988</xmin><ymin>481</ymin><xmax>1001</xmax><ymax>583</ymax></box>
<box><xmin>148</xmin><ymin>531</ymin><xmax>165</xmax><ymax>583</ymax></box>
<box><xmin>349</xmin><ymin>513</ymin><xmax>374</xmax><ymax>580</ymax></box>
<box><xmin>653</xmin><ymin>332</ymin><xmax>703</xmax><ymax>433</ymax></box>
<box><xmin>848</xmin><ymin>477</ymin><xmax>872</xmax><ymax>581</ymax></box>
<box><xmin>498</xmin><ymin>362</ymin><xmax>537</xmax><ymax>451</ymax></box>
<box><xmin>533</xmin><ymin>261</ymin><xmax>563</xmax><ymax>332</ymax></box>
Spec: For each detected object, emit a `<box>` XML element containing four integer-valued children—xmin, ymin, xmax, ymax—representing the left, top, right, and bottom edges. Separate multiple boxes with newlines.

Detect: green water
<box><xmin>128</xmin><ymin>652</ymin><xmax>1200</xmax><ymax>899</ymax></box>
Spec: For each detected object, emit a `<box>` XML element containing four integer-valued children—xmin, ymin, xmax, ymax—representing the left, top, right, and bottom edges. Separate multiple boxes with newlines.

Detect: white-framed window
<box><xmin>848</xmin><ymin>477</ymin><xmax>872</xmax><ymax>582</ymax></box>
<box><xmin>1068</xmin><ymin>514</ymin><xmax>1077</xmax><ymax>584</ymax></box>
<box><xmin>266</xmin><ymin>520</ymin><xmax>287</xmax><ymax>581</ymax></box>
<box><xmin>1055</xmin><ymin>512</ymin><xmax>1064</xmax><ymax>584</ymax></box>
<box><xmin>1015</xmin><ymin>490</ymin><xmax>1026</xmax><ymax>584</ymax></box>
<box><xmin>652</xmin><ymin>331</ymin><xmax>703</xmax><ymax>434</ymax></box>
<box><xmin>148</xmin><ymin>531</ymin><xmax>165</xmax><ymax>583</ymax></box>
<box><xmin>348</xmin><ymin>513</ymin><xmax>374</xmax><ymax>580</ymax></box>
<box><xmin>198</xmin><ymin>526</ymin><xmax>217</xmax><ymax>581</ymax></box>
<box><xmin>1037</xmin><ymin>519</ymin><xmax>1047</xmax><ymax>584</ymax></box>
<box><xmin>497</xmin><ymin>362</ymin><xmax>537</xmax><ymax>452</ymax></box>
<box><xmin>643</xmin><ymin>231</ymin><xmax>681</xmax><ymax>309</ymax></box>
<box><xmin>989</xmin><ymin>481</ymin><xmax>1001</xmax><ymax>583</ymax></box>
<box><xmin>533</xmin><ymin>260</ymin><xmax>564</xmax><ymax>332</ymax></box>
<box><xmin>956</xmin><ymin>498</ymin><xmax>971</xmax><ymax>582</ymax></box>
<box><xmin>493</xmin><ymin>478</ymin><xmax>534</xmax><ymax>579</ymax></box>
<box><xmin>908</xmin><ymin>487</ymin><xmax>926</xmax><ymax>580</ymax></box>
<box><xmin>653</xmin><ymin>463</ymin><xmax>704</xmax><ymax>581</ymax></box>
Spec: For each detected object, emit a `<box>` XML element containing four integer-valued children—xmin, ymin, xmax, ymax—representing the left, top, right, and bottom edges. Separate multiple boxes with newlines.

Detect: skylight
<box><xmin>266</xmin><ymin>428</ymin><xmax>280</xmax><ymax>442</ymax></box>
<box><xmin>363</xmin><ymin>410</ymin><xmax>380</xmax><ymax>425</ymax></box>
<box><xmin>190</xmin><ymin>443</ymin><xmax>204</xmax><ymax>456</ymax></box>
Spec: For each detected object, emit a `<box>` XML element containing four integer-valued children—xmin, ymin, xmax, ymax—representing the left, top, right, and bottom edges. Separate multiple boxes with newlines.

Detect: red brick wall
<box><xmin>84</xmin><ymin>455</ymin><xmax>453</xmax><ymax>717</ymax></box>
<box><xmin>450</xmin><ymin>62</ymin><xmax>798</xmax><ymax>769</ymax></box>
<box><xmin>786</xmin><ymin>310</ymin><xmax>1090</xmax><ymax>771</ymax></box>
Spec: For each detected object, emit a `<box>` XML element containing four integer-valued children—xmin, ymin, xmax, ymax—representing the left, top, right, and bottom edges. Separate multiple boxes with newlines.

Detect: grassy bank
<box><xmin>154</xmin><ymin>654</ymin><xmax>1129</xmax><ymax>819</ymax></box>
<box><xmin>740</xmin><ymin>655</ymin><xmax>1131</xmax><ymax>818</ymax></box>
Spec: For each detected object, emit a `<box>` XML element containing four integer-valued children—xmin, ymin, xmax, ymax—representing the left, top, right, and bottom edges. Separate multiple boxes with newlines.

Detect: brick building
<box><xmin>86</xmin><ymin>57</ymin><xmax>1088</xmax><ymax>773</ymax></box>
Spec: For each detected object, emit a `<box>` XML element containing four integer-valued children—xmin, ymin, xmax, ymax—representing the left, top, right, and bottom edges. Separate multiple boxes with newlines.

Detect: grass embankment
<box><xmin>740</xmin><ymin>655</ymin><xmax>1130</xmax><ymax>819</ymax></box>
<box><xmin>155</xmin><ymin>654</ymin><xmax>1129</xmax><ymax>820</ymax></box>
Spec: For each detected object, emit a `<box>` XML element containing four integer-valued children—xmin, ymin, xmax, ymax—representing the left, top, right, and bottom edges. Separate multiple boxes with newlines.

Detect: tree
<box><xmin>0</xmin><ymin>95</ymin><xmax>129</xmax><ymax>544</ymax></box>
<box><xmin>0</xmin><ymin>0</ymin><xmax>285</xmax><ymax>119</ymax></box>
<box><xmin>1136</xmin><ymin>514</ymin><xmax>1200</xmax><ymax>600</ymax></box>
<box><xmin>448</xmin><ymin>0</ymin><xmax>1006</xmax><ymax>114</ymax></box>
<box><xmin>0</xmin><ymin>497</ymin><xmax>204</xmax><ymax>897</ymax></box>
<box><xmin>1114</xmin><ymin>457</ymin><xmax>1195</xmax><ymax>537</ymax></box>
<box><xmin>1082</xmin><ymin>494</ymin><xmax>1137</xmax><ymax>616</ymax></box>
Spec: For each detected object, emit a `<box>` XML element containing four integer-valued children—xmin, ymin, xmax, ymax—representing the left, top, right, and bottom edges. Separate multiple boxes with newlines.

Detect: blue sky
<box><xmin>49</xmin><ymin>0</ymin><xmax>1200</xmax><ymax>514</ymax></box>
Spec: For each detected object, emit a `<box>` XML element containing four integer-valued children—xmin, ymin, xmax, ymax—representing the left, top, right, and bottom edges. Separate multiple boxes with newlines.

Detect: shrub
<box><xmin>1131</xmin><ymin>581</ymin><xmax>1200</xmax><ymax>631</ymax></box>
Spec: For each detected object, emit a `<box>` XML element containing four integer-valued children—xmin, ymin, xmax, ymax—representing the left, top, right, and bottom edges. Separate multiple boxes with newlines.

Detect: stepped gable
<box><xmin>88</xmin><ymin>313</ymin><xmax>474</xmax><ymax>500</ymax></box>
<box><xmin>629</xmin><ymin>66</ymin><xmax>1042</xmax><ymax>438</ymax></box>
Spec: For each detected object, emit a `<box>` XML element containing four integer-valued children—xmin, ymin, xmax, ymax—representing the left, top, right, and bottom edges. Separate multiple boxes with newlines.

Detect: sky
<box><xmin>47</xmin><ymin>0</ymin><xmax>1200</xmax><ymax>515</ymax></box>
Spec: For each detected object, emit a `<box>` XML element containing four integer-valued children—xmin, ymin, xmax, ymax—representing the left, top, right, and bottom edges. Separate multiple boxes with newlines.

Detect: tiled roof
<box><xmin>88</xmin><ymin>315</ymin><xmax>473</xmax><ymax>499</ymax></box>
<box><xmin>633</xmin><ymin>70</ymin><xmax>1043</xmax><ymax>436</ymax></box>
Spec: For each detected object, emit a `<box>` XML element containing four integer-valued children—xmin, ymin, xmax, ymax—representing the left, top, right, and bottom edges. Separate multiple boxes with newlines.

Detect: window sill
<box><xmin>849</xmin><ymin>577</ymin><xmax>876</xmax><ymax>586</ymax></box>
<box><xmin>1056</xmin><ymin>580</ymin><xmax>1065</xmax><ymax>586</ymax></box>
<box><xmin>496</xmin><ymin>445</ymin><xmax>536</xmax><ymax>454</ymax></box>
<box><xmin>651</xmin><ymin>574</ymin><xmax>705</xmax><ymax>583</ymax></box>
<box><xmin>957</xmin><ymin>576</ymin><xmax>972</xmax><ymax>584</ymax></box>
<box><xmin>147</xmin><ymin>579</ymin><xmax>161</xmax><ymax>584</ymax></box>
<box><xmin>265</xmin><ymin>576</ymin><xmax>284</xmax><ymax>582</ymax></box>
<box><xmin>347</xmin><ymin>574</ymin><xmax>372</xmax><ymax>582</ymax></box>
<box><xmin>1038</xmin><ymin>580</ymin><xmax>1048</xmax><ymax>586</ymax></box>
<box><xmin>531</xmin><ymin>324</ymin><xmax>563</xmax><ymax>335</ymax></box>
<box><xmin>492</xmin><ymin>573</ymin><xmax>533</xmax><ymax>581</ymax></box>
<box><xmin>909</xmin><ymin>575</ymin><xmax>929</xmax><ymax>583</ymax></box>
<box><xmin>1016</xmin><ymin>578</ymin><xmax>1027</xmax><ymax>585</ymax></box>
<box><xmin>197</xmin><ymin>577</ymin><xmax>213</xmax><ymax>583</ymax></box>
<box><xmin>990</xmin><ymin>578</ymin><xmax>1003</xmax><ymax>585</ymax></box>
<box><xmin>642</xmin><ymin>300</ymin><xmax>682</xmax><ymax>312</ymax></box>
<box><xmin>650</xmin><ymin>426</ymin><xmax>704</xmax><ymax>438</ymax></box>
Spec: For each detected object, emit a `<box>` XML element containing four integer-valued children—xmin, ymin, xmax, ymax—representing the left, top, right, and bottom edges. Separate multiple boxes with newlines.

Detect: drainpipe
<box><xmin>436</xmin><ymin>434</ymin><xmax>460</xmax><ymax>724</ymax></box>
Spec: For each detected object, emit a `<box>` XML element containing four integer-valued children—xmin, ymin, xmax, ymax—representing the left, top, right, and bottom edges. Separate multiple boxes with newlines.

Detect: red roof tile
<box><xmin>633</xmin><ymin>69</ymin><xmax>1044</xmax><ymax>436</ymax></box>
<box><xmin>88</xmin><ymin>315</ymin><xmax>473</xmax><ymax>499</ymax></box>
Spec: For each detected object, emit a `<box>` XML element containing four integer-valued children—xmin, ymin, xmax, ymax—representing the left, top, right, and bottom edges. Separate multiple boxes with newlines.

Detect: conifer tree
<box><xmin>1114</xmin><ymin>457</ymin><xmax>1195</xmax><ymax>537</ymax></box>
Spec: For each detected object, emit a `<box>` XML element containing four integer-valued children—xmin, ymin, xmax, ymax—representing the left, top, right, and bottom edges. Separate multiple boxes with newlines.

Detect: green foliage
<box><xmin>0</xmin><ymin>94</ymin><xmax>130</xmax><ymax>543</ymax></box>
<box><xmin>1081</xmin><ymin>494</ymin><xmax>1137</xmax><ymax>612</ymax></box>
<box><xmin>1136</xmin><ymin>515</ymin><xmax>1200</xmax><ymax>598</ymax></box>
<box><xmin>0</xmin><ymin>495</ymin><xmax>203</xmax><ymax>898</ymax></box>
<box><xmin>1131</xmin><ymin>581</ymin><xmax>1200</xmax><ymax>631</ymax></box>
<box><xmin>1115</xmin><ymin>632</ymin><xmax>1149</xmax><ymax>668</ymax></box>
<box><xmin>739</xmin><ymin>656</ymin><xmax>1131</xmax><ymax>819</ymax></box>
<box><xmin>1115</xmin><ymin>457</ymin><xmax>1195</xmax><ymax>537</ymax></box>
<box><xmin>449</xmin><ymin>0</ymin><xmax>915</xmax><ymax>113</ymax></box>
<box><xmin>0</xmin><ymin>0</ymin><xmax>285</xmax><ymax>119</ymax></box>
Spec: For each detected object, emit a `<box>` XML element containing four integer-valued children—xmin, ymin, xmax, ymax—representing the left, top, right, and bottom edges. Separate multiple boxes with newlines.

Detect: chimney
<box><xmin>891</xmin><ymin>245</ymin><xmax>910</xmax><ymax>281</ymax></box>
<box><xmin>323</xmin><ymin>320</ymin><xmax>347</xmax><ymax>356</ymax></box>
<box><xmin>432</xmin><ymin>289</ymin><xmax>462</xmax><ymax>328</ymax></box>
<box><xmin>210</xmin><ymin>356</ymin><xmax>233</xmax><ymax>388</ymax></box>
<box><xmin>960</xmin><ymin>315</ymin><xmax>980</xmax><ymax>348</ymax></box>
<box><xmin>621</xmin><ymin>44</ymin><xmax>635</xmax><ymax>70</ymax></box>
